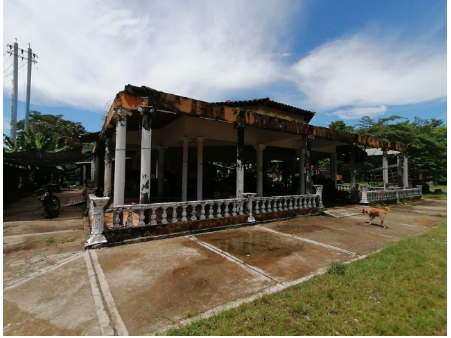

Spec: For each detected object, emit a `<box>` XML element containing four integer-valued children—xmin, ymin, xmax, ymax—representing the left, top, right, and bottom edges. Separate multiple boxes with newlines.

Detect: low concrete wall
<box><xmin>102</xmin><ymin>207</ymin><xmax>317</xmax><ymax>247</ymax></box>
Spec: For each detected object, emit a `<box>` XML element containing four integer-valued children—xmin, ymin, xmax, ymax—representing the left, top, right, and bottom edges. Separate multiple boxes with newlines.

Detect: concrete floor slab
<box><xmin>3</xmin><ymin>228</ymin><xmax>85</xmax><ymax>289</ymax></box>
<box><xmin>196</xmin><ymin>227</ymin><xmax>355</xmax><ymax>282</ymax></box>
<box><xmin>95</xmin><ymin>236</ymin><xmax>275</xmax><ymax>335</ymax></box>
<box><xmin>261</xmin><ymin>217</ymin><xmax>398</xmax><ymax>256</ymax></box>
<box><xmin>3</xmin><ymin>256</ymin><xmax>101</xmax><ymax>336</ymax></box>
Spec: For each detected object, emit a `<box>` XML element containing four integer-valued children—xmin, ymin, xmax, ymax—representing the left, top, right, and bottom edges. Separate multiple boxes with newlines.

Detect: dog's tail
<box><xmin>383</xmin><ymin>207</ymin><xmax>391</xmax><ymax>213</ymax></box>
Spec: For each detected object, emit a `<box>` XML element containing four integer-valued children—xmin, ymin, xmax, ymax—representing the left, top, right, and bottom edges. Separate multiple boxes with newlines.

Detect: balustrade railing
<box><xmin>105</xmin><ymin>198</ymin><xmax>247</xmax><ymax>229</ymax></box>
<box><xmin>87</xmin><ymin>188</ymin><xmax>323</xmax><ymax>247</ymax></box>
<box><xmin>365</xmin><ymin>187</ymin><xmax>421</xmax><ymax>204</ymax></box>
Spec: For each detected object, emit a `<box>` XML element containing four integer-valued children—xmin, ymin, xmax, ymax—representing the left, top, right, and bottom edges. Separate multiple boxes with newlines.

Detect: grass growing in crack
<box><xmin>45</xmin><ymin>238</ymin><xmax>55</xmax><ymax>245</ymax></box>
<box><xmin>165</xmin><ymin>222</ymin><xmax>447</xmax><ymax>336</ymax></box>
<box><xmin>327</xmin><ymin>262</ymin><xmax>347</xmax><ymax>276</ymax></box>
<box><xmin>61</xmin><ymin>237</ymin><xmax>77</xmax><ymax>243</ymax></box>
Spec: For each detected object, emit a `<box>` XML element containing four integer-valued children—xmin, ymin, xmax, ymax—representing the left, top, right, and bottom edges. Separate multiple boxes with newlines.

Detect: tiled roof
<box><xmin>211</xmin><ymin>98</ymin><xmax>316</xmax><ymax>122</ymax></box>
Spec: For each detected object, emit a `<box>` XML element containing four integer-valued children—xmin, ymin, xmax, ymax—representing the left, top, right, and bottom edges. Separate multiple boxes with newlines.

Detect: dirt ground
<box><xmin>3</xmin><ymin>196</ymin><xmax>447</xmax><ymax>335</ymax></box>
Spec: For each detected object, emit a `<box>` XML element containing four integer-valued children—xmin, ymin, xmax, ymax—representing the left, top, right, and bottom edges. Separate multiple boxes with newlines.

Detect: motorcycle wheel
<box><xmin>52</xmin><ymin>196</ymin><xmax>61</xmax><ymax>211</ymax></box>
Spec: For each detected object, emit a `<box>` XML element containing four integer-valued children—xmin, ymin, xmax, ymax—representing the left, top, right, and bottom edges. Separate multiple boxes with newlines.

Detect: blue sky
<box><xmin>3</xmin><ymin>0</ymin><xmax>447</xmax><ymax>134</ymax></box>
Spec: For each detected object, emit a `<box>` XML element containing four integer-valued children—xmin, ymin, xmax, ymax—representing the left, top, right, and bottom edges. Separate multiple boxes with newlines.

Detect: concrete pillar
<box><xmin>113</xmin><ymin>111</ymin><xmax>127</xmax><ymax>205</ymax></box>
<box><xmin>182</xmin><ymin>137</ymin><xmax>190</xmax><ymax>201</ymax></box>
<box><xmin>93</xmin><ymin>153</ymin><xmax>100</xmax><ymax>190</ymax></box>
<box><xmin>104</xmin><ymin>135</ymin><xmax>113</xmax><ymax>198</ymax></box>
<box><xmin>83</xmin><ymin>164</ymin><xmax>87</xmax><ymax>184</ymax></box>
<box><xmin>305</xmin><ymin>136</ymin><xmax>314</xmax><ymax>194</ymax></box>
<box><xmin>403</xmin><ymin>154</ymin><xmax>409</xmax><ymax>188</ymax></box>
<box><xmin>397</xmin><ymin>153</ymin><xmax>404</xmax><ymax>188</ymax></box>
<box><xmin>138</xmin><ymin>106</ymin><xmax>154</xmax><ymax>204</ymax></box>
<box><xmin>157</xmin><ymin>145</ymin><xmax>166</xmax><ymax>198</ymax></box>
<box><xmin>236</xmin><ymin>123</ymin><xmax>246</xmax><ymax>198</ymax></box>
<box><xmin>382</xmin><ymin>149</ymin><xmax>389</xmax><ymax>189</ymax></box>
<box><xmin>330</xmin><ymin>153</ymin><xmax>337</xmax><ymax>188</ymax></box>
<box><xmin>360</xmin><ymin>185</ymin><xmax>369</xmax><ymax>204</ymax></box>
<box><xmin>196</xmin><ymin>137</ymin><xmax>205</xmax><ymax>200</ymax></box>
<box><xmin>254</xmin><ymin>144</ymin><xmax>266</xmax><ymax>197</ymax></box>
<box><xmin>298</xmin><ymin>149</ymin><xmax>306</xmax><ymax>194</ymax></box>
<box><xmin>350</xmin><ymin>145</ymin><xmax>358</xmax><ymax>201</ymax></box>
<box><xmin>86</xmin><ymin>195</ymin><xmax>110</xmax><ymax>247</ymax></box>
<box><xmin>91</xmin><ymin>158</ymin><xmax>95</xmax><ymax>181</ymax></box>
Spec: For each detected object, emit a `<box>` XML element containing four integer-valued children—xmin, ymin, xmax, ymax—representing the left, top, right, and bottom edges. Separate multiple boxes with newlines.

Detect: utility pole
<box><xmin>8</xmin><ymin>41</ymin><xmax>18</xmax><ymax>141</ymax></box>
<box><xmin>25</xmin><ymin>44</ymin><xmax>33</xmax><ymax>131</ymax></box>
<box><xmin>6</xmin><ymin>41</ymin><xmax>38</xmax><ymax>138</ymax></box>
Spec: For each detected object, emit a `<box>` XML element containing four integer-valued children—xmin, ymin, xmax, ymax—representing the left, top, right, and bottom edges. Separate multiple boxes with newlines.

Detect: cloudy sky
<box><xmin>3</xmin><ymin>0</ymin><xmax>447</xmax><ymax>133</ymax></box>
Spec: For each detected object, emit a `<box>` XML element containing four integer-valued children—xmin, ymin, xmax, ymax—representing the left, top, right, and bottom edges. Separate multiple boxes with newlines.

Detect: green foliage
<box><xmin>328</xmin><ymin>120</ymin><xmax>355</xmax><ymax>133</ymax></box>
<box><xmin>329</xmin><ymin>117</ymin><xmax>447</xmax><ymax>181</ymax></box>
<box><xmin>4</xmin><ymin>111</ymin><xmax>87</xmax><ymax>153</ymax></box>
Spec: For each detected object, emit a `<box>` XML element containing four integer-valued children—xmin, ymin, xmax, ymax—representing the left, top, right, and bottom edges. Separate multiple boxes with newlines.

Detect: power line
<box><xmin>3</xmin><ymin>62</ymin><xmax>13</xmax><ymax>73</ymax></box>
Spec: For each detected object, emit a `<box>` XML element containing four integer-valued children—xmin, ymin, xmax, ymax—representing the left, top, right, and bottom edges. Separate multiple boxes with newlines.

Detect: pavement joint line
<box><xmin>3</xmin><ymin>229</ymin><xmax>83</xmax><ymax>239</ymax></box>
<box><xmin>255</xmin><ymin>225</ymin><xmax>360</xmax><ymax>257</ymax></box>
<box><xmin>3</xmin><ymin>251</ymin><xmax>84</xmax><ymax>292</ymax></box>
<box><xmin>89</xmin><ymin>250</ymin><xmax>129</xmax><ymax>336</ymax></box>
<box><xmin>152</xmin><ymin>250</ymin><xmax>376</xmax><ymax>336</ymax></box>
<box><xmin>189</xmin><ymin>236</ymin><xmax>283</xmax><ymax>285</ymax></box>
<box><xmin>367</xmin><ymin>231</ymin><xmax>400</xmax><ymax>239</ymax></box>
<box><xmin>84</xmin><ymin>251</ymin><xmax>115</xmax><ymax>336</ymax></box>
<box><xmin>400</xmin><ymin>223</ymin><xmax>427</xmax><ymax>229</ymax></box>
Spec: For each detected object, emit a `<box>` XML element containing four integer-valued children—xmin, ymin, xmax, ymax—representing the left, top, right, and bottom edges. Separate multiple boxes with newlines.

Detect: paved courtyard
<box><xmin>3</xmin><ymin>196</ymin><xmax>446</xmax><ymax>335</ymax></box>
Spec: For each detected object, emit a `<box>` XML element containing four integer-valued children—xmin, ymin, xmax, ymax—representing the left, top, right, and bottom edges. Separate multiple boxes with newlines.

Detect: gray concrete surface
<box><xmin>3</xmin><ymin>197</ymin><xmax>446</xmax><ymax>335</ymax></box>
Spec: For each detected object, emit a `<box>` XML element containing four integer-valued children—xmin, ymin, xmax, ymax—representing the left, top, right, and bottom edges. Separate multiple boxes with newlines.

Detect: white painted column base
<box><xmin>86</xmin><ymin>195</ymin><xmax>110</xmax><ymax>247</ymax></box>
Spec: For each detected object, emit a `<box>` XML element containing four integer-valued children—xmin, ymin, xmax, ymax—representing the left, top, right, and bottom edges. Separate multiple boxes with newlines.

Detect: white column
<box><xmin>298</xmin><ymin>149</ymin><xmax>305</xmax><ymax>194</ymax></box>
<box><xmin>104</xmin><ymin>136</ymin><xmax>113</xmax><ymax>198</ymax></box>
<box><xmin>382</xmin><ymin>149</ymin><xmax>389</xmax><ymax>189</ymax></box>
<box><xmin>182</xmin><ymin>137</ymin><xmax>190</xmax><ymax>201</ymax></box>
<box><xmin>157</xmin><ymin>146</ymin><xmax>166</xmax><ymax>198</ymax></box>
<box><xmin>254</xmin><ymin>144</ymin><xmax>266</xmax><ymax>197</ymax></box>
<box><xmin>397</xmin><ymin>154</ymin><xmax>403</xmax><ymax>188</ymax></box>
<box><xmin>196</xmin><ymin>137</ymin><xmax>205</xmax><ymax>200</ymax></box>
<box><xmin>350</xmin><ymin>145</ymin><xmax>358</xmax><ymax>201</ymax></box>
<box><xmin>138</xmin><ymin>106</ymin><xmax>154</xmax><ymax>204</ymax></box>
<box><xmin>330</xmin><ymin>153</ymin><xmax>337</xmax><ymax>189</ymax></box>
<box><xmin>113</xmin><ymin>111</ymin><xmax>127</xmax><ymax>205</ymax></box>
<box><xmin>305</xmin><ymin>136</ymin><xmax>313</xmax><ymax>194</ymax></box>
<box><xmin>236</xmin><ymin>124</ymin><xmax>245</xmax><ymax>198</ymax></box>
<box><xmin>403</xmin><ymin>154</ymin><xmax>409</xmax><ymax>188</ymax></box>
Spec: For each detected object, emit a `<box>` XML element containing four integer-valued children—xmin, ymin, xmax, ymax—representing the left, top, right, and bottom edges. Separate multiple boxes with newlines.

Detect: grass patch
<box><xmin>45</xmin><ymin>238</ymin><xmax>55</xmax><ymax>245</ymax></box>
<box><xmin>166</xmin><ymin>222</ymin><xmax>447</xmax><ymax>336</ymax></box>
<box><xmin>61</xmin><ymin>237</ymin><xmax>77</xmax><ymax>243</ymax></box>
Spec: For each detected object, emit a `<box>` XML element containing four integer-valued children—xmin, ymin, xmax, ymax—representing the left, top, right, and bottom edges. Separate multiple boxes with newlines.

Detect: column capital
<box><xmin>196</xmin><ymin>136</ymin><xmax>205</xmax><ymax>142</ymax></box>
<box><xmin>253</xmin><ymin>143</ymin><xmax>266</xmax><ymax>152</ymax></box>
<box><xmin>138</xmin><ymin>105</ymin><xmax>155</xmax><ymax>115</ymax></box>
<box><xmin>182</xmin><ymin>136</ymin><xmax>191</xmax><ymax>143</ymax></box>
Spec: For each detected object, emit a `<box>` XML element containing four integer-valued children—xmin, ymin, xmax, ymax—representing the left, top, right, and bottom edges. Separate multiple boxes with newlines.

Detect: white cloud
<box><xmin>291</xmin><ymin>34</ymin><xmax>447</xmax><ymax>110</ymax></box>
<box><xmin>3</xmin><ymin>0</ymin><xmax>301</xmax><ymax>112</ymax></box>
<box><xmin>330</xmin><ymin>106</ymin><xmax>387</xmax><ymax>120</ymax></box>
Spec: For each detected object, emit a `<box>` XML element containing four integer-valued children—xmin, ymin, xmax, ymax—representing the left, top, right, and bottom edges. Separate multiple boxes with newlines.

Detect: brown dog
<box><xmin>362</xmin><ymin>207</ymin><xmax>390</xmax><ymax>228</ymax></box>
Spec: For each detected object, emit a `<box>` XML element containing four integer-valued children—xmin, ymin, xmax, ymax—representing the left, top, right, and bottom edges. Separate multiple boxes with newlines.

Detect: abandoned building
<box><xmin>84</xmin><ymin>85</ymin><xmax>422</xmax><ymax>247</ymax></box>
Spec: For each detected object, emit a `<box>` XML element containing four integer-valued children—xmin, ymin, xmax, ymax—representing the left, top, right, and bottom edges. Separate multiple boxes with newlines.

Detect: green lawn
<box><xmin>166</xmin><ymin>222</ymin><xmax>447</xmax><ymax>336</ymax></box>
<box><xmin>424</xmin><ymin>185</ymin><xmax>447</xmax><ymax>199</ymax></box>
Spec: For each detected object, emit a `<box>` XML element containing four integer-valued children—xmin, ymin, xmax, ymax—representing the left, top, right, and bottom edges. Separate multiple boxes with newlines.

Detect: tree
<box><xmin>328</xmin><ymin>120</ymin><xmax>355</xmax><ymax>133</ymax></box>
<box><xmin>5</xmin><ymin>111</ymin><xmax>87</xmax><ymax>152</ymax></box>
<box><xmin>16</xmin><ymin>111</ymin><xmax>87</xmax><ymax>148</ymax></box>
<box><xmin>355</xmin><ymin>116</ymin><xmax>447</xmax><ymax>182</ymax></box>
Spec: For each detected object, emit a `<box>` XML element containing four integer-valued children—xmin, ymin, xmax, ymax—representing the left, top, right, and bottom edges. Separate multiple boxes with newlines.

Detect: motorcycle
<box><xmin>35</xmin><ymin>185</ymin><xmax>61</xmax><ymax>218</ymax></box>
